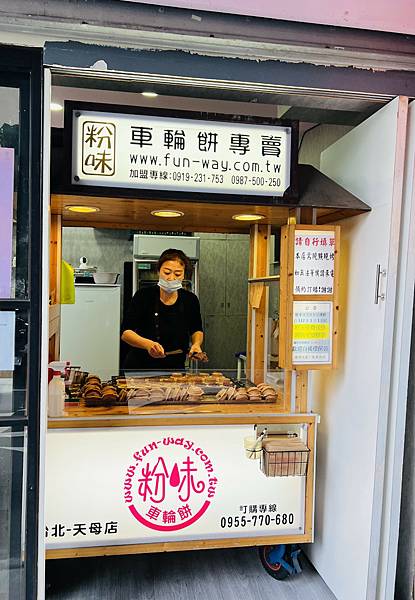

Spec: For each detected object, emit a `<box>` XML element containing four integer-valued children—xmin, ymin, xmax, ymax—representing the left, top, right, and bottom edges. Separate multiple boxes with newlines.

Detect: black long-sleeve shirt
<box><xmin>122</xmin><ymin>286</ymin><xmax>203</xmax><ymax>370</ymax></box>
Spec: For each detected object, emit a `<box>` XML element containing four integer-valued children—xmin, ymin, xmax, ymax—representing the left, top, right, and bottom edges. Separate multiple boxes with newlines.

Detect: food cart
<box><xmin>45</xmin><ymin>101</ymin><xmax>369</xmax><ymax>578</ymax></box>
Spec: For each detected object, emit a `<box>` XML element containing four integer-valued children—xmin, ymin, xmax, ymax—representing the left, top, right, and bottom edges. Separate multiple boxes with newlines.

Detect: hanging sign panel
<box><xmin>67</xmin><ymin>104</ymin><xmax>296</xmax><ymax>200</ymax></box>
<box><xmin>279</xmin><ymin>224</ymin><xmax>340</xmax><ymax>370</ymax></box>
<box><xmin>294</xmin><ymin>230</ymin><xmax>335</xmax><ymax>295</ymax></box>
<box><xmin>292</xmin><ymin>301</ymin><xmax>333</xmax><ymax>364</ymax></box>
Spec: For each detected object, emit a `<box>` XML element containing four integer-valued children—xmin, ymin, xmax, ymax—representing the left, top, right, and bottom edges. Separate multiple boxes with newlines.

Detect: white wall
<box><xmin>122</xmin><ymin>0</ymin><xmax>415</xmax><ymax>35</ymax></box>
<box><xmin>299</xmin><ymin>125</ymin><xmax>352</xmax><ymax>169</ymax></box>
<box><xmin>308</xmin><ymin>99</ymin><xmax>401</xmax><ymax>600</ymax></box>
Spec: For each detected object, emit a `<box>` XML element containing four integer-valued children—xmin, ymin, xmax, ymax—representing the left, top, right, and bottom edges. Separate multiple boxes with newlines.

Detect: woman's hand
<box><xmin>146</xmin><ymin>341</ymin><xmax>165</xmax><ymax>358</ymax></box>
<box><xmin>188</xmin><ymin>344</ymin><xmax>209</xmax><ymax>362</ymax></box>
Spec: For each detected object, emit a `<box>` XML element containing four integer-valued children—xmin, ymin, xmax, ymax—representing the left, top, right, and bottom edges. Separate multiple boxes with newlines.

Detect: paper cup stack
<box><xmin>244</xmin><ymin>436</ymin><xmax>263</xmax><ymax>460</ymax></box>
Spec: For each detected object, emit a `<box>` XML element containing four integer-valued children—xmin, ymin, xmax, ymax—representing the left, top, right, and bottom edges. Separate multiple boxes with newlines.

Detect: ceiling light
<box><xmin>141</xmin><ymin>92</ymin><xmax>158</xmax><ymax>98</ymax></box>
<box><xmin>151</xmin><ymin>209</ymin><xmax>184</xmax><ymax>218</ymax></box>
<box><xmin>65</xmin><ymin>205</ymin><xmax>100</xmax><ymax>214</ymax></box>
<box><xmin>232</xmin><ymin>213</ymin><xmax>265</xmax><ymax>221</ymax></box>
<box><xmin>50</xmin><ymin>102</ymin><xmax>63</xmax><ymax>111</ymax></box>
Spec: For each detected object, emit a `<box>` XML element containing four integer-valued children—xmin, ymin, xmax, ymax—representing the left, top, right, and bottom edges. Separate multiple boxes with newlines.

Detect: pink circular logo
<box><xmin>123</xmin><ymin>436</ymin><xmax>218</xmax><ymax>531</ymax></box>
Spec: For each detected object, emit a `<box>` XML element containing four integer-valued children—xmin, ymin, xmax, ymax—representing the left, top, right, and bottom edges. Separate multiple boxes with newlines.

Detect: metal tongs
<box><xmin>248</xmin><ymin>428</ymin><xmax>268</xmax><ymax>459</ymax></box>
<box><xmin>257</xmin><ymin>428</ymin><xmax>268</xmax><ymax>443</ymax></box>
<box><xmin>188</xmin><ymin>350</ymin><xmax>209</xmax><ymax>362</ymax></box>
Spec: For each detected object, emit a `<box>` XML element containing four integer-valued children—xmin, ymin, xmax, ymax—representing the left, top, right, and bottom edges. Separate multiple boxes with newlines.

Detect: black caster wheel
<box><xmin>258</xmin><ymin>544</ymin><xmax>302</xmax><ymax>581</ymax></box>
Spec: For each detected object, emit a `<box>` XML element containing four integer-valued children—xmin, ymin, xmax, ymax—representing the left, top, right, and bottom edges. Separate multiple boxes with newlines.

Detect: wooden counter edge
<box><xmin>48</xmin><ymin>413</ymin><xmax>318</xmax><ymax>428</ymax></box>
<box><xmin>46</xmin><ymin>533</ymin><xmax>313</xmax><ymax>559</ymax></box>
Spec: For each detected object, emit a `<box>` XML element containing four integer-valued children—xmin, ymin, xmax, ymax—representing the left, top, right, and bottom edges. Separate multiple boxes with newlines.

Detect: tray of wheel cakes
<box><xmin>66</xmin><ymin>371</ymin><xmax>281</xmax><ymax>413</ymax></box>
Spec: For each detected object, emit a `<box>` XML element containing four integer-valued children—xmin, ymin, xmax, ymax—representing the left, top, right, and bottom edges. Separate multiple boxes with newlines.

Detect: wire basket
<box><xmin>261</xmin><ymin>447</ymin><xmax>310</xmax><ymax>477</ymax></box>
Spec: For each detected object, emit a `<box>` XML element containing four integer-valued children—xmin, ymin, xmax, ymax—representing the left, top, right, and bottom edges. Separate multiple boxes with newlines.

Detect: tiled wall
<box><xmin>62</xmin><ymin>227</ymin><xmax>132</xmax><ymax>283</ymax></box>
<box><xmin>62</xmin><ymin>228</ymin><xmax>250</xmax><ymax>369</ymax></box>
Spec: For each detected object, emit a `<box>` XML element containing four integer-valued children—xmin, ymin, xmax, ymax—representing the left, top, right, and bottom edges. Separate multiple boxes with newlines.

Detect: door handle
<box><xmin>374</xmin><ymin>264</ymin><xmax>386</xmax><ymax>304</ymax></box>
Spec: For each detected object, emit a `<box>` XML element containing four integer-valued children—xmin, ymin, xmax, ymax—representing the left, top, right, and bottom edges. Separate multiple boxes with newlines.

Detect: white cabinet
<box><xmin>60</xmin><ymin>285</ymin><xmax>121</xmax><ymax>379</ymax></box>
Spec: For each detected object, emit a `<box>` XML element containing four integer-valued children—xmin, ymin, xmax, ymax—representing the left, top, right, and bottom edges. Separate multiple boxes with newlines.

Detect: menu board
<box><xmin>294</xmin><ymin>230</ymin><xmax>335</xmax><ymax>295</ymax></box>
<box><xmin>292</xmin><ymin>302</ymin><xmax>332</xmax><ymax>364</ymax></box>
<box><xmin>279</xmin><ymin>224</ymin><xmax>340</xmax><ymax>370</ymax></box>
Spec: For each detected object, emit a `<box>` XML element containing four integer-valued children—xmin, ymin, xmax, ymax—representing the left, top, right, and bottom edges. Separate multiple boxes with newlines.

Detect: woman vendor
<box><xmin>121</xmin><ymin>248</ymin><xmax>207</xmax><ymax>371</ymax></box>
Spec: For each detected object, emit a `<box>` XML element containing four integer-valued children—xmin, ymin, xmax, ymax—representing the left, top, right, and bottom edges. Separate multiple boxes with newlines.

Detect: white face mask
<box><xmin>158</xmin><ymin>277</ymin><xmax>182</xmax><ymax>294</ymax></box>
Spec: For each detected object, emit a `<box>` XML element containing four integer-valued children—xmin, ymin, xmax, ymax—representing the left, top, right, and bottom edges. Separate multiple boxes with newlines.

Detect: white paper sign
<box><xmin>0</xmin><ymin>312</ymin><xmax>15</xmax><ymax>371</ymax></box>
<box><xmin>294</xmin><ymin>230</ymin><xmax>335</xmax><ymax>295</ymax></box>
<box><xmin>72</xmin><ymin>110</ymin><xmax>292</xmax><ymax>196</ymax></box>
<box><xmin>292</xmin><ymin>301</ymin><xmax>332</xmax><ymax>364</ymax></box>
<box><xmin>45</xmin><ymin>424</ymin><xmax>309</xmax><ymax>548</ymax></box>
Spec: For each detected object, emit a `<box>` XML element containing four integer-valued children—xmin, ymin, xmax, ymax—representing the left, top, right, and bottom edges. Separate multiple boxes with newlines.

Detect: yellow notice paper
<box><xmin>293</xmin><ymin>323</ymin><xmax>330</xmax><ymax>340</ymax></box>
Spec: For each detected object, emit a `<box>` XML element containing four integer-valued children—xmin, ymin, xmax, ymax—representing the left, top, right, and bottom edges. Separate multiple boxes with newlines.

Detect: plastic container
<box><xmin>48</xmin><ymin>371</ymin><xmax>65</xmax><ymax>417</ymax></box>
<box><xmin>92</xmin><ymin>272</ymin><xmax>119</xmax><ymax>284</ymax></box>
<box><xmin>49</xmin><ymin>360</ymin><xmax>71</xmax><ymax>377</ymax></box>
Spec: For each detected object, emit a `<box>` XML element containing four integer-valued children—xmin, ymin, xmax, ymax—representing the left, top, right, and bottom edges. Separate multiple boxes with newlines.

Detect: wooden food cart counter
<box><xmin>45</xmin><ymin>412</ymin><xmax>317</xmax><ymax>559</ymax></box>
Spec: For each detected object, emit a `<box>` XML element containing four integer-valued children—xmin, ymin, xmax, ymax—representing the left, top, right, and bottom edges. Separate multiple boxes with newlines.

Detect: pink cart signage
<box><xmin>45</xmin><ymin>425</ymin><xmax>309</xmax><ymax>548</ymax></box>
<box><xmin>124</xmin><ymin>434</ymin><xmax>218</xmax><ymax>532</ymax></box>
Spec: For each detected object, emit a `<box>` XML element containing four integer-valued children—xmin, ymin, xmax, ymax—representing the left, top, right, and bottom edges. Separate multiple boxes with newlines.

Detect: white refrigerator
<box><xmin>60</xmin><ymin>284</ymin><xmax>121</xmax><ymax>379</ymax></box>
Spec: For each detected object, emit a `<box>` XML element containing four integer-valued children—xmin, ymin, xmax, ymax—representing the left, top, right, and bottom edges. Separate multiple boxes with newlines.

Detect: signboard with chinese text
<box><xmin>45</xmin><ymin>424</ymin><xmax>311</xmax><ymax>549</ymax></box>
<box><xmin>292</xmin><ymin>302</ymin><xmax>332</xmax><ymax>364</ymax></box>
<box><xmin>294</xmin><ymin>230</ymin><xmax>335</xmax><ymax>295</ymax></box>
<box><xmin>279</xmin><ymin>224</ymin><xmax>340</xmax><ymax>369</ymax></box>
<box><xmin>65</xmin><ymin>102</ymin><xmax>298</xmax><ymax>203</ymax></box>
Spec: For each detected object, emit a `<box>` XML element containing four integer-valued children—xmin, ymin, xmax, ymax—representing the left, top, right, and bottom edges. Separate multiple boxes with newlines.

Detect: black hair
<box><xmin>157</xmin><ymin>248</ymin><xmax>192</xmax><ymax>277</ymax></box>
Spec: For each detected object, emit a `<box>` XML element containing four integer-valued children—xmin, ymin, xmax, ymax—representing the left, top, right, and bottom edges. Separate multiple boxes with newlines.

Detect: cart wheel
<box><xmin>258</xmin><ymin>545</ymin><xmax>298</xmax><ymax>581</ymax></box>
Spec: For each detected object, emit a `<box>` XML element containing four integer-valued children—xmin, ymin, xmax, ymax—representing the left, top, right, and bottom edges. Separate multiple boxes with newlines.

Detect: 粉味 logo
<box><xmin>123</xmin><ymin>436</ymin><xmax>218</xmax><ymax>531</ymax></box>
<box><xmin>81</xmin><ymin>120</ymin><xmax>116</xmax><ymax>176</ymax></box>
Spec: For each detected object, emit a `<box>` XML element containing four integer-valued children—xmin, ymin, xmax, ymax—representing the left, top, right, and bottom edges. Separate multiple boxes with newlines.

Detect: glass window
<box><xmin>0</xmin><ymin>427</ymin><xmax>26</xmax><ymax>600</ymax></box>
<box><xmin>0</xmin><ymin>48</ymin><xmax>43</xmax><ymax>600</ymax></box>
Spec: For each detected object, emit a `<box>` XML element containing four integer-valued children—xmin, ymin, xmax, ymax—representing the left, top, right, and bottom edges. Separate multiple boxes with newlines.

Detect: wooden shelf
<box><xmin>248</xmin><ymin>275</ymin><xmax>280</xmax><ymax>284</ymax></box>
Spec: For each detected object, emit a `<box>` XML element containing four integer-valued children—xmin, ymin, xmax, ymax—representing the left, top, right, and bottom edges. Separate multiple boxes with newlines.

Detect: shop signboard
<box><xmin>45</xmin><ymin>425</ymin><xmax>308</xmax><ymax>548</ymax></box>
<box><xmin>279</xmin><ymin>224</ymin><xmax>340</xmax><ymax>369</ymax></box>
<box><xmin>65</xmin><ymin>102</ymin><xmax>298</xmax><ymax>204</ymax></box>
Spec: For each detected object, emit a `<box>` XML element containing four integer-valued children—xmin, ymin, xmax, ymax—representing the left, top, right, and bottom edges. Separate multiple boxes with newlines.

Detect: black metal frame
<box><xmin>0</xmin><ymin>46</ymin><xmax>43</xmax><ymax>600</ymax></box>
<box><xmin>61</xmin><ymin>100</ymin><xmax>299</xmax><ymax>206</ymax></box>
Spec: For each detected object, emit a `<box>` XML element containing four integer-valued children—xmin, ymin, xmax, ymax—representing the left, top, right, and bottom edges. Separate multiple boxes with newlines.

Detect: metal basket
<box><xmin>261</xmin><ymin>448</ymin><xmax>310</xmax><ymax>477</ymax></box>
